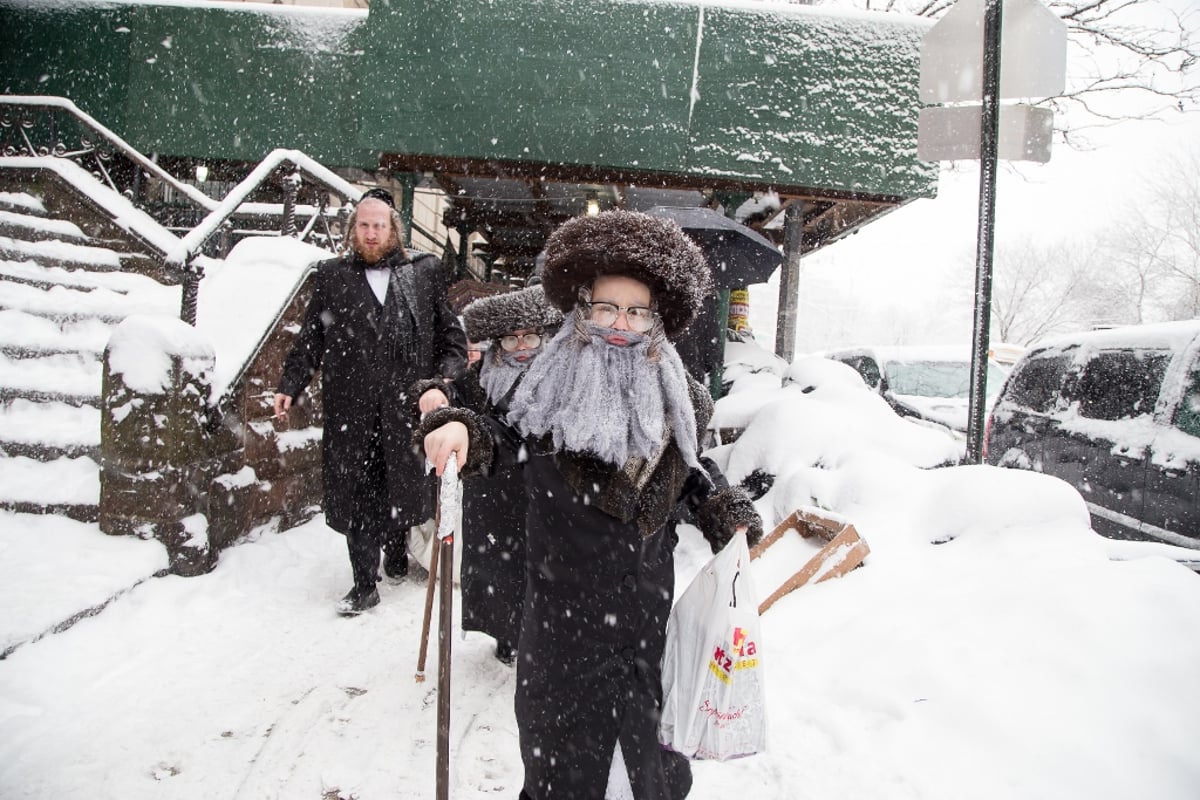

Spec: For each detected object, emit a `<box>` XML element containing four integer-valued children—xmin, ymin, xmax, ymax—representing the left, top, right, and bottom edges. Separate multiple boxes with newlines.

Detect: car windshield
<box><xmin>885</xmin><ymin>359</ymin><xmax>1006</xmax><ymax>399</ymax></box>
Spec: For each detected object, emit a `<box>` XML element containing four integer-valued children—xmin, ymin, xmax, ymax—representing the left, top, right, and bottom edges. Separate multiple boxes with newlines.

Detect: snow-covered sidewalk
<box><xmin>2</xmin><ymin>498</ymin><xmax>1199</xmax><ymax>799</ymax></box>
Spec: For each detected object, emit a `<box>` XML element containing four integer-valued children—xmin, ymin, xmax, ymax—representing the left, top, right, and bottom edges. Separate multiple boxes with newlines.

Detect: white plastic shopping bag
<box><xmin>660</xmin><ymin>531</ymin><xmax>766</xmax><ymax>760</ymax></box>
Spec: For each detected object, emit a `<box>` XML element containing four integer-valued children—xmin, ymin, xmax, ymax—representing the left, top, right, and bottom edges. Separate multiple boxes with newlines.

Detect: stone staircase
<box><xmin>0</xmin><ymin>188</ymin><xmax>180</xmax><ymax>521</ymax></box>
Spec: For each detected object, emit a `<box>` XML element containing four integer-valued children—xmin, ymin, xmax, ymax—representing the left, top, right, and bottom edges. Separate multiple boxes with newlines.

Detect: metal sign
<box><xmin>920</xmin><ymin>0</ymin><xmax>1066</xmax><ymax>103</ymax></box>
<box><xmin>918</xmin><ymin>104</ymin><xmax>1053</xmax><ymax>163</ymax></box>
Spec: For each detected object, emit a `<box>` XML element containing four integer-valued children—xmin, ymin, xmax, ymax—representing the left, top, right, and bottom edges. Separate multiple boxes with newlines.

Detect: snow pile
<box><xmin>107</xmin><ymin>314</ymin><xmax>214</xmax><ymax>394</ymax></box>
<box><xmin>713</xmin><ymin>354</ymin><xmax>965</xmax><ymax>513</ymax></box>
<box><xmin>0</xmin><ymin>510</ymin><xmax>167</xmax><ymax>655</ymax></box>
<box><xmin>196</xmin><ymin>234</ymin><xmax>331</xmax><ymax>398</ymax></box>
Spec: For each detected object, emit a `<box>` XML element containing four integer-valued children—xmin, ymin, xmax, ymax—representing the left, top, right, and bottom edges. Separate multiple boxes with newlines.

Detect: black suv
<box><xmin>985</xmin><ymin>321</ymin><xmax>1200</xmax><ymax>548</ymax></box>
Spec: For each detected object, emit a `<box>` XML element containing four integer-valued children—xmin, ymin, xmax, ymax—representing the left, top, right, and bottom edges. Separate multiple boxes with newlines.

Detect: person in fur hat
<box><xmin>455</xmin><ymin>284</ymin><xmax>563</xmax><ymax>665</ymax></box>
<box><xmin>420</xmin><ymin>210</ymin><xmax>763</xmax><ymax>800</ymax></box>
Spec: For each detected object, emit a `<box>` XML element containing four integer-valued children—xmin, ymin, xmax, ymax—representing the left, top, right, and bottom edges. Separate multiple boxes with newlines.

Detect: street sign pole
<box><xmin>966</xmin><ymin>0</ymin><xmax>1003</xmax><ymax>465</ymax></box>
<box><xmin>918</xmin><ymin>0</ymin><xmax>1066</xmax><ymax>463</ymax></box>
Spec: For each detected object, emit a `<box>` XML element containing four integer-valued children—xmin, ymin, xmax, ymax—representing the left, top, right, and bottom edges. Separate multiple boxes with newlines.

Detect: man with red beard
<box><xmin>275</xmin><ymin>189</ymin><xmax>466</xmax><ymax>615</ymax></box>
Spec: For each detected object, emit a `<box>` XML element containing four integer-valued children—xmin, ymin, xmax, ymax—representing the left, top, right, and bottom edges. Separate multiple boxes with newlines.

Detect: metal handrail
<box><xmin>166</xmin><ymin>148</ymin><xmax>361</xmax><ymax>269</ymax></box>
<box><xmin>168</xmin><ymin>149</ymin><xmax>362</xmax><ymax>325</ymax></box>
<box><xmin>1</xmin><ymin>96</ymin><xmax>364</xmax><ymax>313</ymax></box>
<box><xmin>0</xmin><ymin>95</ymin><xmax>216</xmax><ymax>212</ymax></box>
<box><xmin>0</xmin><ymin>96</ymin><xmax>370</xmax><ymax>329</ymax></box>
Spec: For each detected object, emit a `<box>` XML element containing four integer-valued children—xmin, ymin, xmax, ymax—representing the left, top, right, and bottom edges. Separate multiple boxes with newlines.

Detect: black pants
<box><xmin>345</xmin><ymin>428</ymin><xmax>407</xmax><ymax>590</ymax></box>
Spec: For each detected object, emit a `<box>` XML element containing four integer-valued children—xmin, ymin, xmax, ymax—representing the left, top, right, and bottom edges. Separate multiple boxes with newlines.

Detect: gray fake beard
<box><xmin>479</xmin><ymin>349</ymin><xmax>538</xmax><ymax>405</ymax></box>
<box><xmin>507</xmin><ymin>311</ymin><xmax>701</xmax><ymax>470</ymax></box>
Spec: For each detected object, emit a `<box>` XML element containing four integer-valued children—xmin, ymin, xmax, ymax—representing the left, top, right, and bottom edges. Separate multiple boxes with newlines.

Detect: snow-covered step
<box><xmin>0</xmin><ymin>308</ymin><xmax>112</xmax><ymax>359</ymax></box>
<box><xmin>0</xmin><ymin>277</ymin><xmax>179</xmax><ymax>324</ymax></box>
<box><xmin>0</xmin><ymin>399</ymin><xmax>100</xmax><ymax>459</ymax></box>
<box><xmin>0</xmin><ymin>234</ymin><xmax>124</xmax><ymax>271</ymax></box>
<box><xmin>0</xmin><ymin>454</ymin><xmax>99</xmax><ymax>521</ymax></box>
<box><xmin>0</xmin><ymin>209</ymin><xmax>91</xmax><ymax>245</ymax></box>
<box><xmin>0</xmin><ymin>256</ymin><xmax>174</xmax><ymax>295</ymax></box>
<box><xmin>0</xmin><ymin>351</ymin><xmax>102</xmax><ymax>406</ymax></box>
<box><xmin>0</xmin><ymin>191</ymin><xmax>48</xmax><ymax>217</ymax></box>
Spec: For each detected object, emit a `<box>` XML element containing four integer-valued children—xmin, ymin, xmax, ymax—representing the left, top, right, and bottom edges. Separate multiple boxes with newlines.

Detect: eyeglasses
<box><xmin>585</xmin><ymin>301</ymin><xmax>657</xmax><ymax>333</ymax></box>
<box><xmin>499</xmin><ymin>332</ymin><xmax>542</xmax><ymax>351</ymax></box>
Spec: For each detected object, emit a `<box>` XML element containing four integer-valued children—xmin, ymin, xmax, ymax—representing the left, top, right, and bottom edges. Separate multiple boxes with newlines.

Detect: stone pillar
<box><xmin>99</xmin><ymin>315</ymin><xmax>222</xmax><ymax>576</ymax></box>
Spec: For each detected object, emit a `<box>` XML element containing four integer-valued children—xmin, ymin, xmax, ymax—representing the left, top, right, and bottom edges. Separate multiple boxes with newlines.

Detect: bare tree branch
<box><xmin>1104</xmin><ymin>142</ymin><xmax>1200</xmax><ymax>320</ymax></box>
<box><xmin>790</xmin><ymin>0</ymin><xmax>1200</xmax><ymax>146</ymax></box>
<box><xmin>989</xmin><ymin>240</ymin><xmax>1114</xmax><ymax>344</ymax></box>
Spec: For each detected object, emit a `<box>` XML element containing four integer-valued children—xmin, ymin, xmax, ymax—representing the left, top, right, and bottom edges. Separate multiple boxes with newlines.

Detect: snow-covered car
<box><xmin>984</xmin><ymin>320</ymin><xmax>1200</xmax><ymax>549</ymax></box>
<box><xmin>822</xmin><ymin>345</ymin><xmax>1008</xmax><ymax>434</ymax></box>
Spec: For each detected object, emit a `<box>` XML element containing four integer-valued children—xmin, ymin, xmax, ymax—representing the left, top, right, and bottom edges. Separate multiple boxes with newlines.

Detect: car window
<box><xmin>884</xmin><ymin>359</ymin><xmax>1005</xmax><ymax>399</ymax></box>
<box><xmin>1172</xmin><ymin>361</ymin><xmax>1200</xmax><ymax>437</ymax></box>
<box><xmin>886</xmin><ymin>360</ymin><xmax>971</xmax><ymax>397</ymax></box>
<box><xmin>985</xmin><ymin>362</ymin><xmax>1007</xmax><ymax>397</ymax></box>
<box><xmin>1006</xmin><ymin>353</ymin><xmax>1070</xmax><ymax>413</ymax></box>
<box><xmin>859</xmin><ymin>357</ymin><xmax>881</xmax><ymax>389</ymax></box>
<box><xmin>1075</xmin><ymin>349</ymin><xmax>1171</xmax><ymax>421</ymax></box>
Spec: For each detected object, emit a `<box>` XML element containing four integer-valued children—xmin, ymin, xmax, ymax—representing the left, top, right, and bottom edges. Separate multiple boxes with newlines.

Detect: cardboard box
<box><xmin>749</xmin><ymin>508</ymin><xmax>870</xmax><ymax>614</ymax></box>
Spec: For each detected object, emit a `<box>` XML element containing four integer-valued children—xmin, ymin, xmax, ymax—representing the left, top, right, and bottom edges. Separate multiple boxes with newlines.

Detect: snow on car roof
<box><xmin>821</xmin><ymin>344</ymin><xmax>979</xmax><ymax>364</ymax></box>
<box><xmin>1032</xmin><ymin>320</ymin><xmax>1200</xmax><ymax>353</ymax></box>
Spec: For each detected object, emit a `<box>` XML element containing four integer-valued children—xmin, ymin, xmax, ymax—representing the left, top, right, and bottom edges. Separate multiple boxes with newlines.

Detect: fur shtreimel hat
<box><xmin>540</xmin><ymin>209</ymin><xmax>713</xmax><ymax>338</ymax></box>
<box><xmin>461</xmin><ymin>284</ymin><xmax>564</xmax><ymax>341</ymax></box>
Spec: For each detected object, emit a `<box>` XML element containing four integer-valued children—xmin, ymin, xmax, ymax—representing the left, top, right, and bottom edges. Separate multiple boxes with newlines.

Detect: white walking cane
<box><xmin>415</xmin><ymin>452</ymin><xmax>458</xmax><ymax>800</ymax></box>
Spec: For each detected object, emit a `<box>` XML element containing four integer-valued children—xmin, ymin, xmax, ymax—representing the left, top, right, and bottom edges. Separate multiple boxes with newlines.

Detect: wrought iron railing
<box><xmin>166</xmin><ymin>149</ymin><xmax>363</xmax><ymax>323</ymax></box>
<box><xmin>0</xmin><ymin>95</ymin><xmax>363</xmax><ymax>323</ymax></box>
<box><xmin>0</xmin><ymin>95</ymin><xmax>214</xmax><ymax>212</ymax></box>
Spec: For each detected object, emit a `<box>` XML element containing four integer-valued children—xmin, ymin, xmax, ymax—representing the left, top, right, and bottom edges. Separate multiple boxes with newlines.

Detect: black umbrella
<box><xmin>645</xmin><ymin>206</ymin><xmax>783</xmax><ymax>289</ymax></box>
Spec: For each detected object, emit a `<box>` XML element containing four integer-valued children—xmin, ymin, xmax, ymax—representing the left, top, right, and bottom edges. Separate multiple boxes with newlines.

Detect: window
<box><xmin>885</xmin><ymin>359</ymin><xmax>1008</xmax><ymax>399</ymax></box>
<box><xmin>886</xmin><ymin>360</ymin><xmax>967</xmax><ymax>397</ymax></box>
<box><xmin>857</xmin><ymin>357</ymin><xmax>881</xmax><ymax>390</ymax></box>
<box><xmin>1172</xmin><ymin>362</ymin><xmax>1200</xmax><ymax>438</ymax></box>
<box><xmin>1075</xmin><ymin>349</ymin><xmax>1170</xmax><ymax>421</ymax></box>
<box><xmin>1006</xmin><ymin>353</ymin><xmax>1070</xmax><ymax>413</ymax></box>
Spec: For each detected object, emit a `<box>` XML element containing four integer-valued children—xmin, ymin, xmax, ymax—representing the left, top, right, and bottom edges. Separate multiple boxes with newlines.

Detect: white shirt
<box><xmin>363</xmin><ymin>266</ymin><xmax>389</xmax><ymax>304</ymax></box>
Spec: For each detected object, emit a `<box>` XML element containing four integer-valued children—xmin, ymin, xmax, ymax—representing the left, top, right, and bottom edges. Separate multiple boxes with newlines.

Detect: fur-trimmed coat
<box><xmin>417</xmin><ymin>375</ymin><xmax>761</xmax><ymax>800</ymax></box>
<box><xmin>278</xmin><ymin>248</ymin><xmax>466</xmax><ymax>534</ymax></box>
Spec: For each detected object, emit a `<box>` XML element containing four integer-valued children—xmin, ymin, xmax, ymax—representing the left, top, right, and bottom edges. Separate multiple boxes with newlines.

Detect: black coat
<box><xmin>278</xmin><ymin>248</ymin><xmax>466</xmax><ymax>534</ymax></box>
<box><xmin>416</xmin><ymin>378</ymin><xmax>760</xmax><ymax>800</ymax></box>
<box><xmin>516</xmin><ymin>447</ymin><xmax>692</xmax><ymax>800</ymax></box>
<box><xmin>456</xmin><ymin>364</ymin><xmax>527</xmax><ymax>646</ymax></box>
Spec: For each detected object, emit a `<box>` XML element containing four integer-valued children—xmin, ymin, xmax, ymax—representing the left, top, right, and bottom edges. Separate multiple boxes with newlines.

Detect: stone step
<box><xmin>0</xmin><ymin>209</ymin><xmax>91</xmax><ymax>245</ymax></box>
<box><xmin>0</xmin><ymin>191</ymin><xmax>49</xmax><ymax>218</ymax></box>
<box><xmin>0</xmin><ymin>308</ymin><xmax>111</xmax><ymax>360</ymax></box>
<box><xmin>0</xmin><ymin>454</ymin><xmax>100</xmax><ymax>522</ymax></box>
<box><xmin>0</xmin><ymin>440</ymin><xmax>99</xmax><ymax>461</ymax></box>
<box><xmin>0</xmin><ymin>234</ymin><xmax>123</xmax><ymax>272</ymax></box>
<box><xmin>0</xmin><ymin>399</ymin><xmax>100</xmax><ymax>460</ymax></box>
<box><xmin>0</xmin><ymin>273</ymin><xmax>179</xmax><ymax>325</ymax></box>
<box><xmin>0</xmin><ymin>386</ymin><xmax>98</xmax><ymax>408</ymax></box>
<box><xmin>0</xmin><ymin>254</ymin><xmax>173</xmax><ymax>295</ymax></box>
<box><xmin>0</xmin><ymin>500</ymin><xmax>98</xmax><ymax>523</ymax></box>
<box><xmin>0</xmin><ymin>351</ymin><xmax>102</xmax><ymax>405</ymax></box>
<box><xmin>0</xmin><ymin>211</ymin><xmax>143</xmax><ymax>254</ymax></box>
